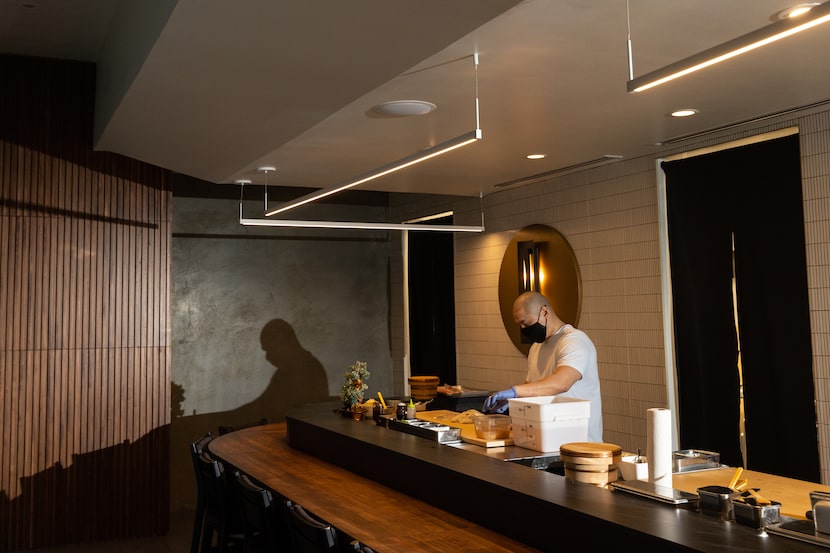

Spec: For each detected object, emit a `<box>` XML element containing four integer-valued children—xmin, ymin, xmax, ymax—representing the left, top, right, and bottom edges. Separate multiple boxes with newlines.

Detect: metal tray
<box><xmin>672</xmin><ymin>449</ymin><xmax>721</xmax><ymax>472</ymax></box>
<box><xmin>767</xmin><ymin>519</ymin><xmax>830</xmax><ymax>549</ymax></box>
<box><xmin>388</xmin><ymin>419</ymin><xmax>461</xmax><ymax>443</ymax></box>
<box><xmin>609</xmin><ymin>479</ymin><xmax>700</xmax><ymax>505</ymax></box>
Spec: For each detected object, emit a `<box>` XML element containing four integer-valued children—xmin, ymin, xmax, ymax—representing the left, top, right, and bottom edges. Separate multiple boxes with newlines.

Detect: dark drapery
<box><xmin>663</xmin><ymin>134</ymin><xmax>819</xmax><ymax>481</ymax></box>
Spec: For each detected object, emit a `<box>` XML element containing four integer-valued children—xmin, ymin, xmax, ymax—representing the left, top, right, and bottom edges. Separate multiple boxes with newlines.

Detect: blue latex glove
<box><xmin>482</xmin><ymin>387</ymin><xmax>517</xmax><ymax>414</ymax></box>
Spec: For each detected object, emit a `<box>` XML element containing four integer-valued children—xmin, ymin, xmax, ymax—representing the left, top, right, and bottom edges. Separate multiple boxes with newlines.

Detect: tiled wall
<box><xmin>391</xmin><ymin>105</ymin><xmax>830</xmax><ymax>483</ymax></box>
<box><xmin>802</xmin><ymin>110</ymin><xmax>830</xmax><ymax>484</ymax></box>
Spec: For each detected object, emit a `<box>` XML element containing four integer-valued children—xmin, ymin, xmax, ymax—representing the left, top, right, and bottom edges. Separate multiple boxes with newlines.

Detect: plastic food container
<box><xmin>472</xmin><ymin>414</ymin><xmax>512</xmax><ymax>440</ymax></box>
<box><xmin>507</xmin><ymin>396</ymin><xmax>590</xmax><ymax>421</ymax></box>
<box><xmin>512</xmin><ymin>418</ymin><xmax>589</xmax><ymax>453</ymax></box>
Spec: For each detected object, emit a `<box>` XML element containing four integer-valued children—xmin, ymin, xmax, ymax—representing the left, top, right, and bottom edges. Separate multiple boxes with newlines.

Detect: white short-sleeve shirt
<box><xmin>526</xmin><ymin>324</ymin><xmax>603</xmax><ymax>442</ymax></box>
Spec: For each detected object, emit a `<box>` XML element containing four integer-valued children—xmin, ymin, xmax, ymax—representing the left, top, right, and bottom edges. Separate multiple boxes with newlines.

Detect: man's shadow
<box><xmin>170</xmin><ymin>318</ymin><xmax>331</xmax><ymax>510</ymax></box>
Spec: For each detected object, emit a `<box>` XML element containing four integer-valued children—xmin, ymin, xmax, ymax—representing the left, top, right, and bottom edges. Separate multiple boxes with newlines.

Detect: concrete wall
<box><xmin>170</xmin><ymin>196</ymin><xmax>394</xmax><ymax>509</ymax></box>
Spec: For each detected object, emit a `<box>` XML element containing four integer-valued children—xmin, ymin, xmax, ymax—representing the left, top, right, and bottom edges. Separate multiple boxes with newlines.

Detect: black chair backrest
<box><xmin>234</xmin><ymin>471</ymin><xmax>281</xmax><ymax>551</ymax></box>
<box><xmin>286</xmin><ymin>501</ymin><xmax>338</xmax><ymax>553</ymax></box>
<box><xmin>189</xmin><ymin>432</ymin><xmax>213</xmax><ymax>553</ymax></box>
<box><xmin>198</xmin><ymin>451</ymin><xmax>227</xmax><ymax>515</ymax></box>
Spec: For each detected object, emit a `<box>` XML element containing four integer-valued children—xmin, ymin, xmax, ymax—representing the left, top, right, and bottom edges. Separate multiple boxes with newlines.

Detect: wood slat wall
<box><xmin>0</xmin><ymin>55</ymin><xmax>171</xmax><ymax>551</ymax></box>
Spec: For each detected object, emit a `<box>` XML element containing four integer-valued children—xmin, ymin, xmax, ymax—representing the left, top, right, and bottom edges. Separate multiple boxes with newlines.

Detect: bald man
<box><xmin>483</xmin><ymin>291</ymin><xmax>603</xmax><ymax>442</ymax></box>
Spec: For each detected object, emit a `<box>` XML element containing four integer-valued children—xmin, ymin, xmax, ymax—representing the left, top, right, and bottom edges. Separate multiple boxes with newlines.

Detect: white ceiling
<box><xmin>3</xmin><ymin>0</ymin><xmax>830</xmax><ymax>202</ymax></box>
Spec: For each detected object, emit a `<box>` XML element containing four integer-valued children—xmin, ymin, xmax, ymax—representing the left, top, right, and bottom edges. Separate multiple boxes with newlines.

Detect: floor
<box><xmin>26</xmin><ymin>510</ymin><xmax>195</xmax><ymax>553</ymax></box>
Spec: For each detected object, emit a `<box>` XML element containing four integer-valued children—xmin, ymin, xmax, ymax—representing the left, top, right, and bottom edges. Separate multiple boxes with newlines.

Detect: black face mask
<box><xmin>520</xmin><ymin>305</ymin><xmax>547</xmax><ymax>343</ymax></box>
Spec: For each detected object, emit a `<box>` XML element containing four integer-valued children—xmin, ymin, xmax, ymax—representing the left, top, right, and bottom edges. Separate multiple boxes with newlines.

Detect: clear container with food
<box><xmin>472</xmin><ymin>414</ymin><xmax>512</xmax><ymax>440</ymax></box>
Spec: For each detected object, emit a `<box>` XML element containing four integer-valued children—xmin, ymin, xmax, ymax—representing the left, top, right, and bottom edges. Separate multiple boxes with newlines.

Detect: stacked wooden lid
<box><xmin>560</xmin><ymin>442</ymin><xmax>622</xmax><ymax>487</ymax></box>
<box><xmin>408</xmin><ymin>376</ymin><xmax>440</xmax><ymax>401</ymax></box>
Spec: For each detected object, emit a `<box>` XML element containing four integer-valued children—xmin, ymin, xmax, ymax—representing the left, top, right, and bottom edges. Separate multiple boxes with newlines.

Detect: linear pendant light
<box><xmin>627</xmin><ymin>1</ymin><xmax>830</xmax><ymax>93</ymax></box>
<box><xmin>238</xmin><ymin>54</ymin><xmax>485</xmax><ymax>232</ymax></box>
<box><xmin>256</xmin><ymin>53</ymin><xmax>482</xmax><ymax>223</ymax></box>
<box><xmin>264</xmin><ymin>128</ymin><xmax>481</xmax><ymax>217</ymax></box>
<box><xmin>240</xmin><ymin>217</ymin><xmax>484</xmax><ymax>232</ymax></box>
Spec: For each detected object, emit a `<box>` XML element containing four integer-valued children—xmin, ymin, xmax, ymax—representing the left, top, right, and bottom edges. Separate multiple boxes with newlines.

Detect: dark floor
<box><xmin>27</xmin><ymin>510</ymin><xmax>195</xmax><ymax>553</ymax></box>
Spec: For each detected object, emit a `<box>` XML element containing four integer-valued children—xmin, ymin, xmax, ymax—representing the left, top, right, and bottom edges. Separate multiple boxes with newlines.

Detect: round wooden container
<box><xmin>409</xmin><ymin>375</ymin><xmax>440</xmax><ymax>401</ymax></box>
<box><xmin>560</xmin><ymin>442</ymin><xmax>622</xmax><ymax>486</ymax></box>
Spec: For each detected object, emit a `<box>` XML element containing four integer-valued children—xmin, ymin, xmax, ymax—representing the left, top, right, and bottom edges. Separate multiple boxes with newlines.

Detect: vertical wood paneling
<box><xmin>0</xmin><ymin>55</ymin><xmax>171</xmax><ymax>551</ymax></box>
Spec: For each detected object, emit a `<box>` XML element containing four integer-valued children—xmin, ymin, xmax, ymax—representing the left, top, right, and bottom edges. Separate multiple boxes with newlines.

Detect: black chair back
<box><xmin>233</xmin><ymin>471</ymin><xmax>284</xmax><ymax>553</ymax></box>
<box><xmin>286</xmin><ymin>501</ymin><xmax>338</xmax><ymax>553</ymax></box>
<box><xmin>190</xmin><ymin>433</ymin><xmax>213</xmax><ymax>553</ymax></box>
<box><xmin>197</xmin><ymin>450</ymin><xmax>244</xmax><ymax>552</ymax></box>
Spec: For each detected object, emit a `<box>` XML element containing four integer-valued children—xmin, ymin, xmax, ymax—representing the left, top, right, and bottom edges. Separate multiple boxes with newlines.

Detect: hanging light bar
<box><xmin>264</xmin><ymin>128</ymin><xmax>481</xmax><ymax>216</ymax></box>
<box><xmin>627</xmin><ymin>1</ymin><xmax>830</xmax><ymax>93</ymax></box>
<box><xmin>261</xmin><ymin>52</ymin><xmax>482</xmax><ymax>218</ymax></box>
<box><xmin>239</xmin><ymin>218</ymin><xmax>484</xmax><ymax>232</ymax></box>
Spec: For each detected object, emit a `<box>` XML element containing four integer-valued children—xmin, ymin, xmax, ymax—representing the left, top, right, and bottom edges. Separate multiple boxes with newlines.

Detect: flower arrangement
<box><xmin>339</xmin><ymin>360</ymin><xmax>370</xmax><ymax>411</ymax></box>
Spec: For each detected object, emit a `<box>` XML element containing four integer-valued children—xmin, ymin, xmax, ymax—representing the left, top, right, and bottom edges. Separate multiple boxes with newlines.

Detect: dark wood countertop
<box><xmin>283</xmin><ymin>401</ymin><xmax>825</xmax><ymax>553</ymax></box>
<box><xmin>208</xmin><ymin>421</ymin><xmax>541</xmax><ymax>552</ymax></box>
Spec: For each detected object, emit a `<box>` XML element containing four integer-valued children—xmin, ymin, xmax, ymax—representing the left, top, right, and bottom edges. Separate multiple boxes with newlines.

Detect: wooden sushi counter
<box><xmin>214</xmin><ymin>401</ymin><xmax>829</xmax><ymax>552</ymax></box>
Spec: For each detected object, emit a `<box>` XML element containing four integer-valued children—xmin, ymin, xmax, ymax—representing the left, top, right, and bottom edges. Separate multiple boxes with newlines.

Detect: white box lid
<box><xmin>508</xmin><ymin>395</ymin><xmax>590</xmax><ymax>421</ymax></box>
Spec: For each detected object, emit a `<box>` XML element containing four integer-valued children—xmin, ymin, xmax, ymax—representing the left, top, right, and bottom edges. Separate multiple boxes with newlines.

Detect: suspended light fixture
<box><xmin>627</xmin><ymin>1</ymin><xmax>830</xmax><ymax>93</ymax></box>
<box><xmin>264</xmin><ymin>128</ymin><xmax>481</xmax><ymax>217</ymax></box>
<box><xmin>238</xmin><ymin>53</ymin><xmax>485</xmax><ymax>232</ymax></box>
<box><xmin>239</xmin><ymin>217</ymin><xmax>484</xmax><ymax>232</ymax></box>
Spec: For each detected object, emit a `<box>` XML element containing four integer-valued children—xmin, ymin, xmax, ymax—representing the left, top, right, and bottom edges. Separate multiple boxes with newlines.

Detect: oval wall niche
<box><xmin>497</xmin><ymin>224</ymin><xmax>582</xmax><ymax>356</ymax></box>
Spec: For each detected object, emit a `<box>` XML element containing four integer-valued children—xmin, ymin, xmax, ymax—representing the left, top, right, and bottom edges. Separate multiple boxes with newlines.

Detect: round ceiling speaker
<box><xmin>366</xmin><ymin>100</ymin><xmax>437</xmax><ymax>118</ymax></box>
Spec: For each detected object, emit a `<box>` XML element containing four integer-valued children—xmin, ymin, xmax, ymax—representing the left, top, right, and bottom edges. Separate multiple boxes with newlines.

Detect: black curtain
<box><xmin>664</xmin><ymin>134</ymin><xmax>819</xmax><ymax>481</ymax></box>
<box><xmin>407</xmin><ymin>223</ymin><xmax>457</xmax><ymax>385</ymax></box>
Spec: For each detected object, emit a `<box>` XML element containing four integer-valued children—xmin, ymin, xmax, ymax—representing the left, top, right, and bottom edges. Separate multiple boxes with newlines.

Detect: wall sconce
<box><xmin>499</xmin><ymin>225</ymin><xmax>582</xmax><ymax>355</ymax></box>
<box><xmin>518</xmin><ymin>240</ymin><xmax>542</xmax><ymax>293</ymax></box>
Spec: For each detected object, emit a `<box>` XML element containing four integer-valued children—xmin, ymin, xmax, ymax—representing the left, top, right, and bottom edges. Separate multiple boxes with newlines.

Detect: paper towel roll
<box><xmin>647</xmin><ymin>407</ymin><xmax>672</xmax><ymax>487</ymax></box>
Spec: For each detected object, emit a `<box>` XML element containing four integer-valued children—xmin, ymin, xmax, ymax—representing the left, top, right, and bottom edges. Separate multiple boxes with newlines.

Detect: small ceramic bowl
<box><xmin>618</xmin><ymin>454</ymin><xmax>649</xmax><ymax>481</ymax></box>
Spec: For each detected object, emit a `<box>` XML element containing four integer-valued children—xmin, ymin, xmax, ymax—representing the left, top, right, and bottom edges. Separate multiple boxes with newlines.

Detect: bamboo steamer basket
<box><xmin>408</xmin><ymin>375</ymin><xmax>440</xmax><ymax>401</ymax></box>
<box><xmin>560</xmin><ymin>442</ymin><xmax>622</xmax><ymax>486</ymax></box>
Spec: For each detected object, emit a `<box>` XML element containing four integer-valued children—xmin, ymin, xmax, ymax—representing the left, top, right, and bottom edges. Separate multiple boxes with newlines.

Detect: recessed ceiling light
<box><xmin>366</xmin><ymin>100</ymin><xmax>437</xmax><ymax>118</ymax></box>
<box><xmin>771</xmin><ymin>3</ymin><xmax>820</xmax><ymax>21</ymax></box>
<box><xmin>670</xmin><ymin>108</ymin><xmax>700</xmax><ymax>118</ymax></box>
<box><xmin>526</xmin><ymin>154</ymin><xmax>546</xmax><ymax>160</ymax></box>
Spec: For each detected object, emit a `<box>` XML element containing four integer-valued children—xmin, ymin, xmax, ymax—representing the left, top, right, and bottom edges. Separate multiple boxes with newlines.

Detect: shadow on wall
<box><xmin>170</xmin><ymin>318</ymin><xmax>333</xmax><ymax>511</ymax></box>
<box><xmin>0</xmin><ymin>426</ymin><xmax>170</xmax><ymax>551</ymax></box>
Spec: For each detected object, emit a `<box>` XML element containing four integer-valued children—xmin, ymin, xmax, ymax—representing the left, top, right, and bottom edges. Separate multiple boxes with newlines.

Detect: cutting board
<box><xmin>416</xmin><ymin>410</ymin><xmax>514</xmax><ymax>447</ymax></box>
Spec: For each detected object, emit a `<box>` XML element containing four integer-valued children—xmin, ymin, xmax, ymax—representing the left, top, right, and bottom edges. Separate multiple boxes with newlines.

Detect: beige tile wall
<box><xmin>391</xmin><ymin>106</ymin><xmax>830</xmax><ymax>482</ymax></box>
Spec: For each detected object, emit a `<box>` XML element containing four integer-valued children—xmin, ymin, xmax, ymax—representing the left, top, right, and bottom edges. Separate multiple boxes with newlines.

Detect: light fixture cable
<box><xmin>626</xmin><ymin>0</ymin><xmax>634</xmax><ymax>81</ymax></box>
<box><xmin>260</xmin><ymin>53</ymin><xmax>483</xmax><ymax>219</ymax></box>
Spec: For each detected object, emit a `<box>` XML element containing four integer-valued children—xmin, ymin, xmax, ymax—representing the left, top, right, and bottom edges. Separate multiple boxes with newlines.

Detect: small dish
<box><xmin>618</xmin><ymin>454</ymin><xmax>649</xmax><ymax>481</ymax></box>
<box><xmin>472</xmin><ymin>414</ymin><xmax>512</xmax><ymax>440</ymax></box>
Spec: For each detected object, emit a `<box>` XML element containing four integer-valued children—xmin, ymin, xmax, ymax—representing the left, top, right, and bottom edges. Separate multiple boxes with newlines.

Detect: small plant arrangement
<box><xmin>339</xmin><ymin>360</ymin><xmax>370</xmax><ymax>412</ymax></box>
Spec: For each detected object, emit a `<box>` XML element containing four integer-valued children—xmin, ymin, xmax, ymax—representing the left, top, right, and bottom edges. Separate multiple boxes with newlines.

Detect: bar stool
<box><xmin>233</xmin><ymin>470</ymin><xmax>290</xmax><ymax>553</ymax></box>
<box><xmin>285</xmin><ymin>501</ymin><xmax>338</xmax><ymax>553</ymax></box>
<box><xmin>190</xmin><ymin>432</ymin><xmax>214</xmax><ymax>553</ymax></box>
<box><xmin>197</xmin><ymin>450</ymin><xmax>245</xmax><ymax>552</ymax></box>
<box><xmin>349</xmin><ymin>541</ymin><xmax>376</xmax><ymax>553</ymax></box>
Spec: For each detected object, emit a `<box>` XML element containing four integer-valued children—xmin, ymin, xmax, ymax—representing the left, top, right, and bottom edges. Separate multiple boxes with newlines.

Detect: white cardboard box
<box><xmin>507</xmin><ymin>395</ymin><xmax>590</xmax><ymax>422</ymax></box>
<box><xmin>512</xmin><ymin>417</ymin><xmax>589</xmax><ymax>453</ymax></box>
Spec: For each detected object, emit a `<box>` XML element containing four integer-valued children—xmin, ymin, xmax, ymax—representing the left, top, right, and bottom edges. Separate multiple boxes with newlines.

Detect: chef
<box><xmin>483</xmin><ymin>291</ymin><xmax>603</xmax><ymax>442</ymax></box>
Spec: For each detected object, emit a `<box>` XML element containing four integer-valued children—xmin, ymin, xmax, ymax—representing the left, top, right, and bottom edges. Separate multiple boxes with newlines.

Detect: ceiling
<box><xmin>3</xmin><ymin>0</ymin><xmax>830</xmax><ymax>206</ymax></box>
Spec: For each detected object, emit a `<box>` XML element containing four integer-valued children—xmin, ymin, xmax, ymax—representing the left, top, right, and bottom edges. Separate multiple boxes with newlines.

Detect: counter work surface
<box><xmin>284</xmin><ymin>401</ymin><xmax>827</xmax><ymax>553</ymax></box>
<box><xmin>208</xmin><ymin>422</ymin><xmax>540</xmax><ymax>552</ymax></box>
